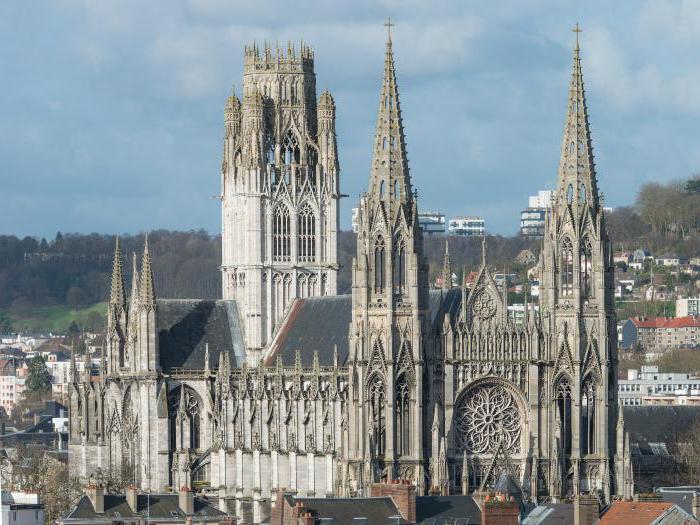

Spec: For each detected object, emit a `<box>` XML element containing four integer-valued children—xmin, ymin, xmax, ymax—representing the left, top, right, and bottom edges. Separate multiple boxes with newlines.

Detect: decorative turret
<box><xmin>224</xmin><ymin>91</ymin><xmax>242</xmax><ymax>137</ymax></box>
<box><xmin>109</xmin><ymin>238</ymin><xmax>126</xmax><ymax>309</ymax></box>
<box><xmin>107</xmin><ymin>238</ymin><xmax>127</xmax><ymax>374</ymax></box>
<box><xmin>442</xmin><ymin>241</ymin><xmax>452</xmax><ymax>290</ymax></box>
<box><xmin>140</xmin><ymin>235</ymin><xmax>156</xmax><ymax>311</ymax></box>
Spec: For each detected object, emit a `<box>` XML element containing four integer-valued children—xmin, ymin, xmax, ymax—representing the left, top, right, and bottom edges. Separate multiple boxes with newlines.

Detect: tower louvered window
<box><xmin>297</xmin><ymin>204</ymin><xmax>316</xmax><ymax>263</ymax></box>
<box><xmin>374</xmin><ymin>236</ymin><xmax>386</xmax><ymax>293</ymax></box>
<box><xmin>561</xmin><ymin>239</ymin><xmax>574</xmax><ymax>297</ymax></box>
<box><xmin>393</xmin><ymin>237</ymin><xmax>406</xmax><ymax>294</ymax></box>
<box><xmin>580</xmin><ymin>239</ymin><xmax>592</xmax><ymax>299</ymax></box>
<box><xmin>273</xmin><ymin>205</ymin><xmax>291</xmax><ymax>262</ymax></box>
<box><xmin>396</xmin><ymin>374</ymin><xmax>410</xmax><ymax>456</ymax></box>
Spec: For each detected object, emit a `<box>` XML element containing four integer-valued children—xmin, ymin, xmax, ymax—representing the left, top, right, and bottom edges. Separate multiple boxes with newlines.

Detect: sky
<box><xmin>1</xmin><ymin>1</ymin><xmax>699</xmax><ymax>239</ymax></box>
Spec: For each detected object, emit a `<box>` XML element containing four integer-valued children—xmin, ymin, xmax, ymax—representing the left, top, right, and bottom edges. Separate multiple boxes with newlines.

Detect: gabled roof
<box><xmin>288</xmin><ymin>495</ymin><xmax>403</xmax><ymax>524</ymax></box>
<box><xmin>156</xmin><ymin>299</ymin><xmax>245</xmax><ymax>371</ymax></box>
<box><xmin>416</xmin><ymin>495</ymin><xmax>481</xmax><ymax>525</ymax></box>
<box><xmin>598</xmin><ymin>501</ymin><xmax>678</xmax><ymax>525</ymax></box>
<box><xmin>62</xmin><ymin>493</ymin><xmax>227</xmax><ymax>522</ymax></box>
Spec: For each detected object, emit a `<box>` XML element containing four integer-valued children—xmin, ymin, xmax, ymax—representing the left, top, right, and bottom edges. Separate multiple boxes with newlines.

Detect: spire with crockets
<box><xmin>555</xmin><ymin>22</ymin><xmax>600</xmax><ymax>210</ymax></box>
<box><xmin>442</xmin><ymin>240</ymin><xmax>452</xmax><ymax>290</ymax></box>
<box><xmin>140</xmin><ymin>234</ymin><xmax>156</xmax><ymax>311</ymax></box>
<box><xmin>368</xmin><ymin>18</ymin><xmax>413</xmax><ymax>209</ymax></box>
<box><xmin>109</xmin><ymin>238</ymin><xmax>126</xmax><ymax>310</ymax></box>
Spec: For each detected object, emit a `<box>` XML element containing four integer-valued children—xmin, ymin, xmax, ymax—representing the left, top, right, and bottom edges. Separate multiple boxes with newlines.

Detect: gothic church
<box><xmin>69</xmin><ymin>29</ymin><xmax>633</xmax><ymax>524</ymax></box>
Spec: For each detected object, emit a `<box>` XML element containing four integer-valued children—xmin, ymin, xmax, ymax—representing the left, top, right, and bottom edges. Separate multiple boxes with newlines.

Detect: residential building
<box><xmin>519</xmin><ymin>190</ymin><xmax>552</xmax><ymax>238</ymax></box>
<box><xmin>676</xmin><ymin>297</ymin><xmax>700</xmax><ymax>317</ymax></box>
<box><xmin>656</xmin><ymin>255</ymin><xmax>688</xmax><ymax>267</ymax></box>
<box><xmin>514</xmin><ymin>249</ymin><xmax>537</xmax><ymax>266</ymax></box>
<box><xmin>618</xmin><ymin>366</ymin><xmax>700</xmax><ymax>406</ymax></box>
<box><xmin>417</xmin><ymin>211</ymin><xmax>446</xmax><ymax>234</ymax></box>
<box><xmin>58</xmin><ymin>485</ymin><xmax>230</xmax><ymax>524</ymax></box>
<box><xmin>448</xmin><ymin>215</ymin><xmax>485</xmax><ymax>236</ymax></box>
<box><xmin>1</xmin><ymin>491</ymin><xmax>44</xmax><ymax>525</ymax></box>
<box><xmin>633</xmin><ymin>249</ymin><xmax>653</xmax><ymax>263</ymax></box>
<box><xmin>614</xmin><ymin>252</ymin><xmax>632</xmax><ymax>265</ymax></box>
<box><xmin>599</xmin><ymin>500</ymin><xmax>697</xmax><ymax>525</ymax></box>
<box><xmin>623</xmin><ymin>316</ymin><xmax>700</xmax><ymax>351</ymax></box>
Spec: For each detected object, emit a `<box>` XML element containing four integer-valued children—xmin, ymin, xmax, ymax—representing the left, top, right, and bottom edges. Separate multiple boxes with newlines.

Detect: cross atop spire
<box><xmin>572</xmin><ymin>22</ymin><xmax>582</xmax><ymax>52</ymax></box>
<box><xmin>384</xmin><ymin>17</ymin><xmax>394</xmax><ymax>43</ymax></box>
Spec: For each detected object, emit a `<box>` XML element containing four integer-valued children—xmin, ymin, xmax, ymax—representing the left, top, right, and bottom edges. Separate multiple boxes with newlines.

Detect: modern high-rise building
<box><xmin>520</xmin><ymin>190</ymin><xmax>552</xmax><ymax>238</ymax></box>
<box><xmin>448</xmin><ymin>216</ymin><xmax>485</xmax><ymax>236</ymax></box>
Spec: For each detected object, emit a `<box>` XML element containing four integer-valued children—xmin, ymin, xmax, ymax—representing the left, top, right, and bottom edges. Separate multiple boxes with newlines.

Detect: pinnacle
<box><xmin>109</xmin><ymin>237</ymin><xmax>126</xmax><ymax>308</ymax></box>
<box><xmin>140</xmin><ymin>234</ymin><xmax>156</xmax><ymax>309</ymax></box>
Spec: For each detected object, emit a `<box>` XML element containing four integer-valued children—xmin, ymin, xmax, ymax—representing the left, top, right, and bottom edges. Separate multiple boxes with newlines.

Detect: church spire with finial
<box><xmin>368</xmin><ymin>17</ymin><xmax>412</xmax><ymax>205</ymax></box>
<box><xmin>556</xmin><ymin>22</ymin><xmax>599</xmax><ymax>209</ymax></box>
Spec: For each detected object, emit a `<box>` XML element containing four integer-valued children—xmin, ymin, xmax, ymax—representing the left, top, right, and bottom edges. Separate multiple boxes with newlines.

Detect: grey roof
<box><xmin>416</xmin><ymin>495</ymin><xmax>481</xmax><ymax>525</ymax></box>
<box><xmin>623</xmin><ymin>406</ymin><xmax>700</xmax><ymax>452</ymax></box>
<box><xmin>156</xmin><ymin>299</ymin><xmax>245</xmax><ymax>371</ymax></box>
<box><xmin>267</xmin><ymin>290</ymin><xmax>464</xmax><ymax>368</ymax></box>
<box><xmin>289</xmin><ymin>495</ymin><xmax>404</xmax><ymax>524</ymax></box>
<box><xmin>63</xmin><ymin>494</ymin><xmax>227</xmax><ymax>522</ymax></box>
<box><xmin>657</xmin><ymin>487</ymin><xmax>700</xmax><ymax>517</ymax></box>
<box><xmin>522</xmin><ymin>504</ymin><xmax>574</xmax><ymax>525</ymax></box>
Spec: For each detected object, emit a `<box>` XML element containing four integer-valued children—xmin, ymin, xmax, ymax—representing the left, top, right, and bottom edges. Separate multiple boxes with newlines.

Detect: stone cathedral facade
<box><xmin>68</xmin><ymin>32</ymin><xmax>633</xmax><ymax>524</ymax></box>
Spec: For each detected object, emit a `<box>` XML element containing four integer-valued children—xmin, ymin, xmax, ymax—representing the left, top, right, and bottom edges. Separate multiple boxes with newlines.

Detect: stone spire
<box><xmin>368</xmin><ymin>26</ymin><xmax>412</xmax><ymax>205</ymax></box>
<box><xmin>129</xmin><ymin>252</ymin><xmax>140</xmax><ymax>313</ymax></box>
<box><xmin>442</xmin><ymin>240</ymin><xmax>452</xmax><ymax>290</ymax></box>
<box><xmin>140</xmin><ymin>235</ymin><xmax>156</xmax><ymax>310</ymax></box>
<box><xmin>109</xmin><ymin>238</ymin><xmax>126</xmax><ymax>309</ymax></box>
<box><xmin>555</xmin><ymin>23</ymin><xmax>599</xmax><ymax>209</ymax></box>
<box><xmin>69</xmin><ymin>344</ymin><xmax>78</xmax><ymax>384</ymax></box>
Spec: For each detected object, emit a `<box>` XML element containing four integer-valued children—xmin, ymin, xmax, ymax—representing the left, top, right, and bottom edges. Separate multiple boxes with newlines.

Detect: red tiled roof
<box><xmin>630</xmin><ymin>316</ymin><xmax>700</xmax><ymax>329</ymax></box>
<box><xmin>599</xmin><ymin>501</ymin><xmax>674</xmax><ymax>525</ymax></box>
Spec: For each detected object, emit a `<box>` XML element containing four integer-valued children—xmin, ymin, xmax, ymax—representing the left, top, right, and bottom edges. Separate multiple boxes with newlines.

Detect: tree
<box><xmin>0</xmin><ymin>311</ymin><xmax>12</xmax><ymax>333</ymax></box>
<box><xmin>25</xmin><ymin>355</ymin><xmax>52</xmax><ymax>398</ymax></box>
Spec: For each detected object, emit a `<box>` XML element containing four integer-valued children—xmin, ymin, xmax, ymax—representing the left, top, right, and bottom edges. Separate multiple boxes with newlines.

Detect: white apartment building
<box><xmin>448</xmin><ymin>215</ymin><xmax>485</xmax><ymax>236</ymax></box>
<box><xmin>1</xmin><ymin>491</ymin><xmax>44</xmax><ymax>525</ymax></box>
<box><xmin>418</xmin><ymin>211</ymin><xmax>446</xmax><ymax>234</ymax></box>
<box><xmin>676</xmin><ymin>297</ymin><xmax>700</xmax><ymax>317</ymax></box>
<box><xmin>520</xmin><ymin>190</ymin><xmax>552</xmax><ymax>238</ymax></box>
<box><xmin>618</xmin><ymin>366</ymin><xmax>700</xmax><ymax>406</ymax></box>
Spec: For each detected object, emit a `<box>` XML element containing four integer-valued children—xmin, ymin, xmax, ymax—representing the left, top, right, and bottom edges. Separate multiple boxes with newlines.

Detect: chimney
<box><xmin>574</xmin><ymin>494</ymin><xmax>599</xmax><ymax>525</ymax></box>
<box><xmin>179</xmin><ymin>486</ymin><xmax>195</xmax><ymax>515</ymax></box>
<box><xmin>692</xmin><ymin>493</ymin><xmax>699</xmax><ymax>518</ymax></box>
<box><xmin>86</xmin><ymin>484</ymin><xmax>105</xmax><ymax>514</ymax></box>
<box><xmin>300</xmin><ymin>511</ymin><xmax>314</xmax><ymax>525</ymax></box>
<box><xmin>370</xmin><ymin>479</ymin><xmax>416</xmax><ymax>524</ymax></box>
<box><xmin>126</xmin><ymin>485</ymin><xmax>138</xmax><ymax>513</ymax></box>
<box><xmin>481</xmin><ymin>493</ymin><xmax>519</xmax><ymax>525</ymax></box>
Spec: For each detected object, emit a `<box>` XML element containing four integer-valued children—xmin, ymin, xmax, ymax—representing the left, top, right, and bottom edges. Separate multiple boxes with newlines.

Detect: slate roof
<box><xmin>289</xmin><ymin>495</ymin><xmax>404</xmax><ymax>524</ymax></box>
<box><xmin>266</xmin><ymin>290</ymin><xmax>464</xmax><ymax>367</ymax></box>
<box><xmin>62</xmin><ymin>494</ymin><xmax>227</xmax><ymax>522</ymax></box>
<box><xmin>415</xmin><ymin>495</ymin><xmax>481</xmax><ymax>525</ymax></box>
<box><xmin>656</xmin><ymin>487</ymin><xmax>700</xmax><ymax>517</ymax></box>
<box><xmin>156</xmin><ymin>299</ymin><xmax>245</xmax><ymax>371</ymax></box>
<box><xmin>623</xmin><ymin>406</ymin><xmax>700</xmax><ymax>452</ymax></box>
<box><xmin>521</xmin><ymin>504</ymin><xmax>574</xmax><ymax>525</ymax></box>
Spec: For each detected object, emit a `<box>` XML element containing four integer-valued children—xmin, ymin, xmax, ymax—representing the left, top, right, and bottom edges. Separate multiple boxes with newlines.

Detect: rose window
<box><xmin>455</xmin><ymin>383</ymin><xmax>522</xmax><ymax>454</ymax></box>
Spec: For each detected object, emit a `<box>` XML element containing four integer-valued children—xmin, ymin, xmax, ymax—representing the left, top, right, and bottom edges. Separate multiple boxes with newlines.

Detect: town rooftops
<box><xmin>61</xmin><ymin>493</ymin><xmax>228</xmax><ymax>523</ymax></box>
<box><xmin>630</xmin><ymin>316</ymin><xmax>700</xmax><ymax>329</ymax></box>
<box><xmin>598</xmin><ymin>501</ymin><xmax>694</xmax><ymax>525</ymax></box>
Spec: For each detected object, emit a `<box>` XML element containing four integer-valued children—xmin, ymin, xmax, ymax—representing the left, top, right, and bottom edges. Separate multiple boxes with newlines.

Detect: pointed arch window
<box><xmin>555</xmin><ymin>376</ymin><xmax>573</xmax><ymax>455</ymax></box>
<box><xmin>393</xmin><ymin>237</ymin><xmax>406</xmax><ymax>294</ymax></box>
<box><xmin>581</xmin><ymin>375</ymin><xmax>597</xmax><ymax>455</ymax></box>
<box><xmin>580</xmin><ymin>239</ymin><xmax>592</xmax><ymax>300</ymax></box>
<box><xmin>297</xmin><ymin>204</ymin><xmax>316</xmax><ymax>263</ymax></box>
<box><xmin>395</xmin><ymin>373</ymin><xmax>410</xmax><ymax>456</ymax></box>
<box><xmin>561</xmin><ymin>238</ymin><xmax>574</xmax><ymax>297</ymax></box>
<box><xmin>283</xmin><ymin>130</ymin><xmax>300</xmax><ymax>165</ymax></box>
<box><xmin>273</xmin><ymin>205</ymin><xmax>291</xmax><ymax>262</ymax></box>
<box><xmin>374</xmin><ymin>235</ymin><xmax>386</xmax><ymax>294</ymax></box>
<box><xmin>368</xmin><ymin>375</ymin><xmax>386</xmax><ymax>457</ymax></box>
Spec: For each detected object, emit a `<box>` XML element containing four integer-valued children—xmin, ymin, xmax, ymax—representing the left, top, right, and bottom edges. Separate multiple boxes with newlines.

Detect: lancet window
<box><xmin>395</xmin><ymin>374</ymin><xmax>410</xmax><ymax>456</ymax></box>
<box><xmin>561</xmin><ymin>238</ymin><xmax>574</xmax><ymax>297</ymax></box>
<box><xmin>374</xmin><ymin>235</ymin><xmax>386</xmax><ymax>294</ymax></box>
<box><xmin>297</xmin><ymin>204</ymin><xmax>316</xmax><ymax>263</ymax></box>
<box><xmin>393</xmin><ymin>237</ymin><xmax>406</xmax><ymax>294</ymax></box>
<box><xmin>580</xmin><ymin>239</ymin><xmax>592</xmax><ymax>299</ymax></box>
<box><xmin>581</xmin><ymin>375</ymin><xmax>597</xmax><ymax>455</ymax></box>
<box><xmin>273</xmin><ymin>205</ymin><xmax>291</xmax><ymax>262</ymax></box>
<box><xmin>368</xmin><ymin>375</ymin><xmax>386</xmax><ymax>456</ymax></box>
<box><xmin>555</xmin><ymin>376</ymin><xmax>573</xmax><ymax>455</ymax></box>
